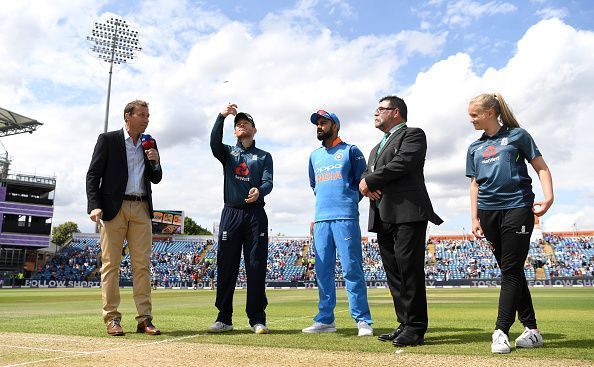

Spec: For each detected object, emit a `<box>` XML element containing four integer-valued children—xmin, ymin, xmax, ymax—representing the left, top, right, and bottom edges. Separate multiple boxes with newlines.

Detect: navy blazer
<box><xmin>362</xmin><ymin>126</ymin><xmax>442</xmax><ymax>232</ymax></box>
<box><xmin>86</xmin><ymin>129</ymin><xmax>162</xmax><ymax>221</ymax></box>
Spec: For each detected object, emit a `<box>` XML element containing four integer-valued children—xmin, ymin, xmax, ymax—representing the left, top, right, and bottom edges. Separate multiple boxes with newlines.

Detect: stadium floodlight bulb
<box><xmin>87</xmin><ymin>16</ymin><xmax>142</xmax><ymax>133</ymax></box>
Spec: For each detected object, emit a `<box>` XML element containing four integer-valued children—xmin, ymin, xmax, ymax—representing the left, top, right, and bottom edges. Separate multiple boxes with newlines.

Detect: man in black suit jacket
<box><xmin>86</xmin><ymin>100</ymin><xmax>162</xmax><ymax>336</ymax></box>
<box><xmin>360</xmin><ymin>95</ymin><xmax>442</xmax><ymax>347</ymax></box>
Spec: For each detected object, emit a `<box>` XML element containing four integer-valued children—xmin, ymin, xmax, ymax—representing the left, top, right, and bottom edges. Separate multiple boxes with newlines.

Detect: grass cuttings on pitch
<box><xmin>0</xmin><ymin>287</ymin><xmax>592</xmax><ymax>361</ymax></box>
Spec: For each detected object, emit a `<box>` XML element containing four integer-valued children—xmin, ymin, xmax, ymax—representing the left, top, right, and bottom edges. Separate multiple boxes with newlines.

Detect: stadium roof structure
<box><xmin>0</xmin><ymin>106</ymin><xmax>43</xmax><ymax>137</ymax></box>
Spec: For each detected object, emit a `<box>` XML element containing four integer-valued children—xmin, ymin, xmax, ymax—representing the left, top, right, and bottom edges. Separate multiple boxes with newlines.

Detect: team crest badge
<box><xmin>334</xmin><ymin>152</ymin><xmax>343</xmax><ymax>161</ymax></box>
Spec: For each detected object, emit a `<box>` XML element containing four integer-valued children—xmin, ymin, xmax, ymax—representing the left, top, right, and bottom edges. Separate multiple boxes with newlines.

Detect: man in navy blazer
<box><xmin>86</xmin><ymin>100</ymin><xmax>162</xmax><ymax>336</ymax></box>
<box><xmin>360</xmin><ymin>95</ymin><xmax>442</xmax><ymax>347</ymax></box>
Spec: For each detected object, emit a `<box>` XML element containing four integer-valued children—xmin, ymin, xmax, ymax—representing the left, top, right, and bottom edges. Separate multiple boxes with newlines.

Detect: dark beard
<box><xmin>317</xmin><ymin>130</ymin><xmax>332</xmax><ymax>141</ymax></box>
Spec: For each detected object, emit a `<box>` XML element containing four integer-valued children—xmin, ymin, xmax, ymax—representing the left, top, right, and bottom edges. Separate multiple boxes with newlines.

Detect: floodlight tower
<box><xmin>87</xmin><ymin>17</ymin><xmax>142</xmax><ymax>132</ymax></box>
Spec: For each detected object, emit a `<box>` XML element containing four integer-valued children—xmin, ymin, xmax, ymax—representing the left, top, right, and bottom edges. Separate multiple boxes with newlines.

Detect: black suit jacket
<box><xmin>362</xmin><ymin>126</ymin><xmax>442</xmax><ymax>232</ymax></box>
<box><xmin>86</xmin><ymin>129</ymin><xmax>162</xmax><ymax>221</ymax></box>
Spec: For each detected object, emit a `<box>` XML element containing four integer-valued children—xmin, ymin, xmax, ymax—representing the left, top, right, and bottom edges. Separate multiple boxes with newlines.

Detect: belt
<box><xmin>123</xmin><ymin>194</ymin><xmax>147</xmax><ymax>202</ymax></box>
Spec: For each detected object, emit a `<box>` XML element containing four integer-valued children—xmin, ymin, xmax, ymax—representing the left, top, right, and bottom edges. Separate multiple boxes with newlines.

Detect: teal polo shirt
<box><xmin>466</xmin><ymin>126</ymin><xmax>541</xmax><ymax>210</ymax></box>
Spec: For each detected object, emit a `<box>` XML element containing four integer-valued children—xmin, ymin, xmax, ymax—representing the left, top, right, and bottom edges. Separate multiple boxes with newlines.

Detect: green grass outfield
<box><xmin>0</xmin><ymin>287</ymin><xmax>592</xmax><ymax>361</ymax></box>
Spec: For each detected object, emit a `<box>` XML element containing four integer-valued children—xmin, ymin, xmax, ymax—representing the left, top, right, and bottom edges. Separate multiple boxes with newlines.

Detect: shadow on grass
<box><xmin>422</xmin><ymin>329</ymin><xmax>592</xmax><ymax>349</ymax></box>
<box><xmin>371</xmin><ymin>326</ymin><xmax>487</xmax><ymax>346</ymax></box>
<box><xmin>544</xmin><ymin>337</ymin><xmax>594</xmax><ymax>349</ymax></box>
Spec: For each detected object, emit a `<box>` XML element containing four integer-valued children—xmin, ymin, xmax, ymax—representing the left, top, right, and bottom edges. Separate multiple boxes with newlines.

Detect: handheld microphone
<box><xmin>140</xmin><ymin>133</ymin><xmax>158</xmax><ymax>170</ymax></box>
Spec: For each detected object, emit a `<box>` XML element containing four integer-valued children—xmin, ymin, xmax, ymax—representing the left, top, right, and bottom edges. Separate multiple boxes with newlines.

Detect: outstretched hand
<box><xmin>221</xmin><ymin>103</ymin><xmax>238</xmax><ymax>118</ymax></box>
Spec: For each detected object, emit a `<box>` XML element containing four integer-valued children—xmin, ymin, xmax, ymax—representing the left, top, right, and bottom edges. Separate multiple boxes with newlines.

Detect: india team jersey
<box><xmin>466</xmin><ymin>126</ymin><xmax>541</xmax><ymax>210</ymax></box>
<box><xmin>308</xmin><ymin>140</ymin><xmax>366</xmax><ymax>222</ymax></box>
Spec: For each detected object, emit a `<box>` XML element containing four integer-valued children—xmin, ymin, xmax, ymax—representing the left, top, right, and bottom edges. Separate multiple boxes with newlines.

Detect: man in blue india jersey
<box><xmin>303</xmin><ymin>109</ymin><xmax>373</xmax><ymax>337</ymax></box>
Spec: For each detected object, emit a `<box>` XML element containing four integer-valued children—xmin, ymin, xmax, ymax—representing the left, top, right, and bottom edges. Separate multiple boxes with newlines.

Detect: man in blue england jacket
<box><xmin>303</xmin><ymin>109</ymin><xmax>373</xmax><ymax>336</ymax></box>
<box><xmin>208</xmin><ymin>103</ymin><xmax>273</xmax><ymax>335</ymax></box>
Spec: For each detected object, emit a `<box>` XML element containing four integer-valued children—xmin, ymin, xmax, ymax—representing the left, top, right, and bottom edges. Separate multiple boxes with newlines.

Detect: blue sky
<box><xmin>1</xmin><ymin>0</ymin><xmax>593</xmax><ymax>236</ymax></box>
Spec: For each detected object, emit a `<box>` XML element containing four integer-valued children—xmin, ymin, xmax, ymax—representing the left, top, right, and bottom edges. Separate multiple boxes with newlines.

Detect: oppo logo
<box><xmin>315</xmin><ymin>164</ymin><xmax>342</xmax><ymax>173</ymax></box>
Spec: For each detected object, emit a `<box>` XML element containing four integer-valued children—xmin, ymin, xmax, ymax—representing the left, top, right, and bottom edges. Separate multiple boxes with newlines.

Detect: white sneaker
<box><xmin>207</xmin><ymin>321</ymin><xmax>233</xmax><ymax>333</ymax></box>
<box><xmin>302</xmin><ymin>322</ymin><xmax>337</xmax><ymax>333</ymax></box>
<box><xmin>251</xmin><ymin>323</ymin><xmax>269</xmax><ymax>334</ymax></box>
<box><xmin>491</xmin><ymin>329</ymin><xmax>511</xmax><ymax>354</ymax></box>
<box><xmin>357</xmin><ymin>321</ymin><xmax>373</xmax><ymax>336</ymax></box>
<box><xmin>515</xmin><ymin>327</ymin><xmax>544</xmax><ymax>348</ymax></box>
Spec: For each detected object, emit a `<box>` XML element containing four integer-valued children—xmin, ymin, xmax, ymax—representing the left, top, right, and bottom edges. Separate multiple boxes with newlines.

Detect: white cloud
<box><xmin>399</xmin><ymin>18</ymin><xmax>594</xmax><ymax>233</ymax></box>
<box><xmin>536</xmin><ymin>7</ymin><xmax>569</xmax><ymax>20</ymax></box>
<box><xmin>1</xmin><ymin>2</ymin><xmax>593</xmax><ymax>236</ymax></box>
<box><xmin>443</xmin><ymin>0</ymin><xmax>517</xmax><ymax>27</ymax></box>
<box><xmin>543</xmin><ymin>206</ymin><xmax>594</xmax><ymax>232</ymax></box>
<box><xmin>326</xmin><ymin>0</ymin><xmax>356</xmax><ymax>18</ymax></box>
<box><xmin>0</xmin><ymin>1</ymin><xmax>447</xmax><ymax>235</ymax></box>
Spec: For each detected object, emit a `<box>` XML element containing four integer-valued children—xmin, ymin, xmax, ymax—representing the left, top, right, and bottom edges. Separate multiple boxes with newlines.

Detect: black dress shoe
<box><xmin>378</xmin><ymin>325</ymin><xmax>405</xmax><ymax>342</ymax></box>
<box><xmin>392</xmin><ymin>329</ymin><xmax>424</xmax><ymax>347</ymax></box>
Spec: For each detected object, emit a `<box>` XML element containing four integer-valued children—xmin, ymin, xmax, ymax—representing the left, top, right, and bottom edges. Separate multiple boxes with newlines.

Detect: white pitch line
<box><xmin>3</xmin><ymin>312</ymin><xmax>352</xmax><ymax>367</ymax></box>
<box><xmin>2</xmin><ymin>333</ymin><xmax>205</xmax><ymax>367</ymax></box>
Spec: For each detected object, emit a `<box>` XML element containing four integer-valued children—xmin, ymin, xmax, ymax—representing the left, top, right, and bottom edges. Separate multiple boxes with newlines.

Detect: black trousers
<box><xmin>479</xmin><ymin>207</ymin><xmax>537</xmax><ymax>334</ymax></box>
<box><xmin>215</xmin><ymin>205</ymin><xmax>268</xmax><ymax>326</ymax></box>
<box><xmin>377</xmin><ymin>220</ymin><xmax>428</xmax><ymax>335</ymax></box>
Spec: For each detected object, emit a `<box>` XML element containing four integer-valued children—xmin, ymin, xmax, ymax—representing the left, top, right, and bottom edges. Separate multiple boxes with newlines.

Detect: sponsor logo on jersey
<box><xmin>234</xmin><ymin>162</ymin><xmax>249</xmax><ymax>176</ymax></box>
<box><xmin>314</xmin><ymin>163</ymin><xmax>342</xmax><ymax>173</ymax></box>
<box><xmin>481</xmin><ymin>145</ymin><xmax>499</xmax><ymax>164</ymax></box>
<box><xmin>234</xmin><ymin>162</ymin><xmax>251</xmax><ymax>181</ymax></box>
<box><xmin>482</xmin><ymin>145</ymin><xmax>497</xmax><ymax>158</ymax></box>
<box><xmin>501</xmin><ymin>137</ymin><xmax>508</xmax><ymax>146</ymax></box>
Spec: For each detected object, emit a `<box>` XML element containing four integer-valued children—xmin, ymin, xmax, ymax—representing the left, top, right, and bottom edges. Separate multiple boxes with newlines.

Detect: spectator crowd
<box><xmin>28</xmin><ymin>234</ymin><xmax>594</xmax><ymax>285</ymax></box>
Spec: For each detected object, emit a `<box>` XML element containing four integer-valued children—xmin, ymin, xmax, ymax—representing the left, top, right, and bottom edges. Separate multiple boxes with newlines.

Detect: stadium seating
<box><xmin>37</xmin><ymin>234</ymin><xmax>594</xmax><ymax>284</ymax></box>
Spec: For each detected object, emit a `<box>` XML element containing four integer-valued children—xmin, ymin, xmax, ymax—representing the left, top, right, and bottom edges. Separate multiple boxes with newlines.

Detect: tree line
<box><xmin>51</xmin><ymin>216</ymin><xmax>212</xmax><ymax>247</ymax></box>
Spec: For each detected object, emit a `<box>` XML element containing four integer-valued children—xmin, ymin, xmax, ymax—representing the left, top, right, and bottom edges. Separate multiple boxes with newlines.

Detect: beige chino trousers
<box><xmin>100</xmin><ymin>200</ymin><xmax>153</xmax><ymax>324</ymax></box>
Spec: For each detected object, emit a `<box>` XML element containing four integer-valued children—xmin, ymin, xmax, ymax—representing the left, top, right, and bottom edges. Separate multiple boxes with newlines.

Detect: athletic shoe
<box><xmin>491</xmin><ymin>329</ymin><xmax>511</xmax><ymax>354</ymax></box>
<box><xmin>357</xmin><ymin>321</ymin><xmax>373</xmax><ymax>336</ymax></box>
<box><xmin>302</xmin><ymin>322</ymin><xmax>337</xmax><ymax>333</ymax></box>
<box><xmin>251</xmin><ymin>323</ymin><xmax>269</xmax><ymax>334</ymax></box>
<box><xmin>207</xmin><ymin>321</ymin><xmax>233</xmax><ymax>333</ymax></box>
<box><xmin>515</xmin><ymin>327</ymin><xmax>544</xmax><ymax>348</ymax></box>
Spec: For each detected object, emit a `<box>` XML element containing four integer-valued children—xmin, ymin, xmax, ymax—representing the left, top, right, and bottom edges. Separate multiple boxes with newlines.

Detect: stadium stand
<box><xmin>14</xmin><ymin>233</ymin><xmax>594</xmax><ymax>286</ymax></box>
<box><xmin>33</xmin><ymin>240</ymin><xmax>98</xmax><ymax>282</ymax></box>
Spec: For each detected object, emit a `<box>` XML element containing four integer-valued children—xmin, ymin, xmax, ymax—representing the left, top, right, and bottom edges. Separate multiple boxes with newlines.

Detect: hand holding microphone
<box><xmin>140</xmin><ymin>133</ymin><xmax>159</xmax><ymax>169</ymax></box>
